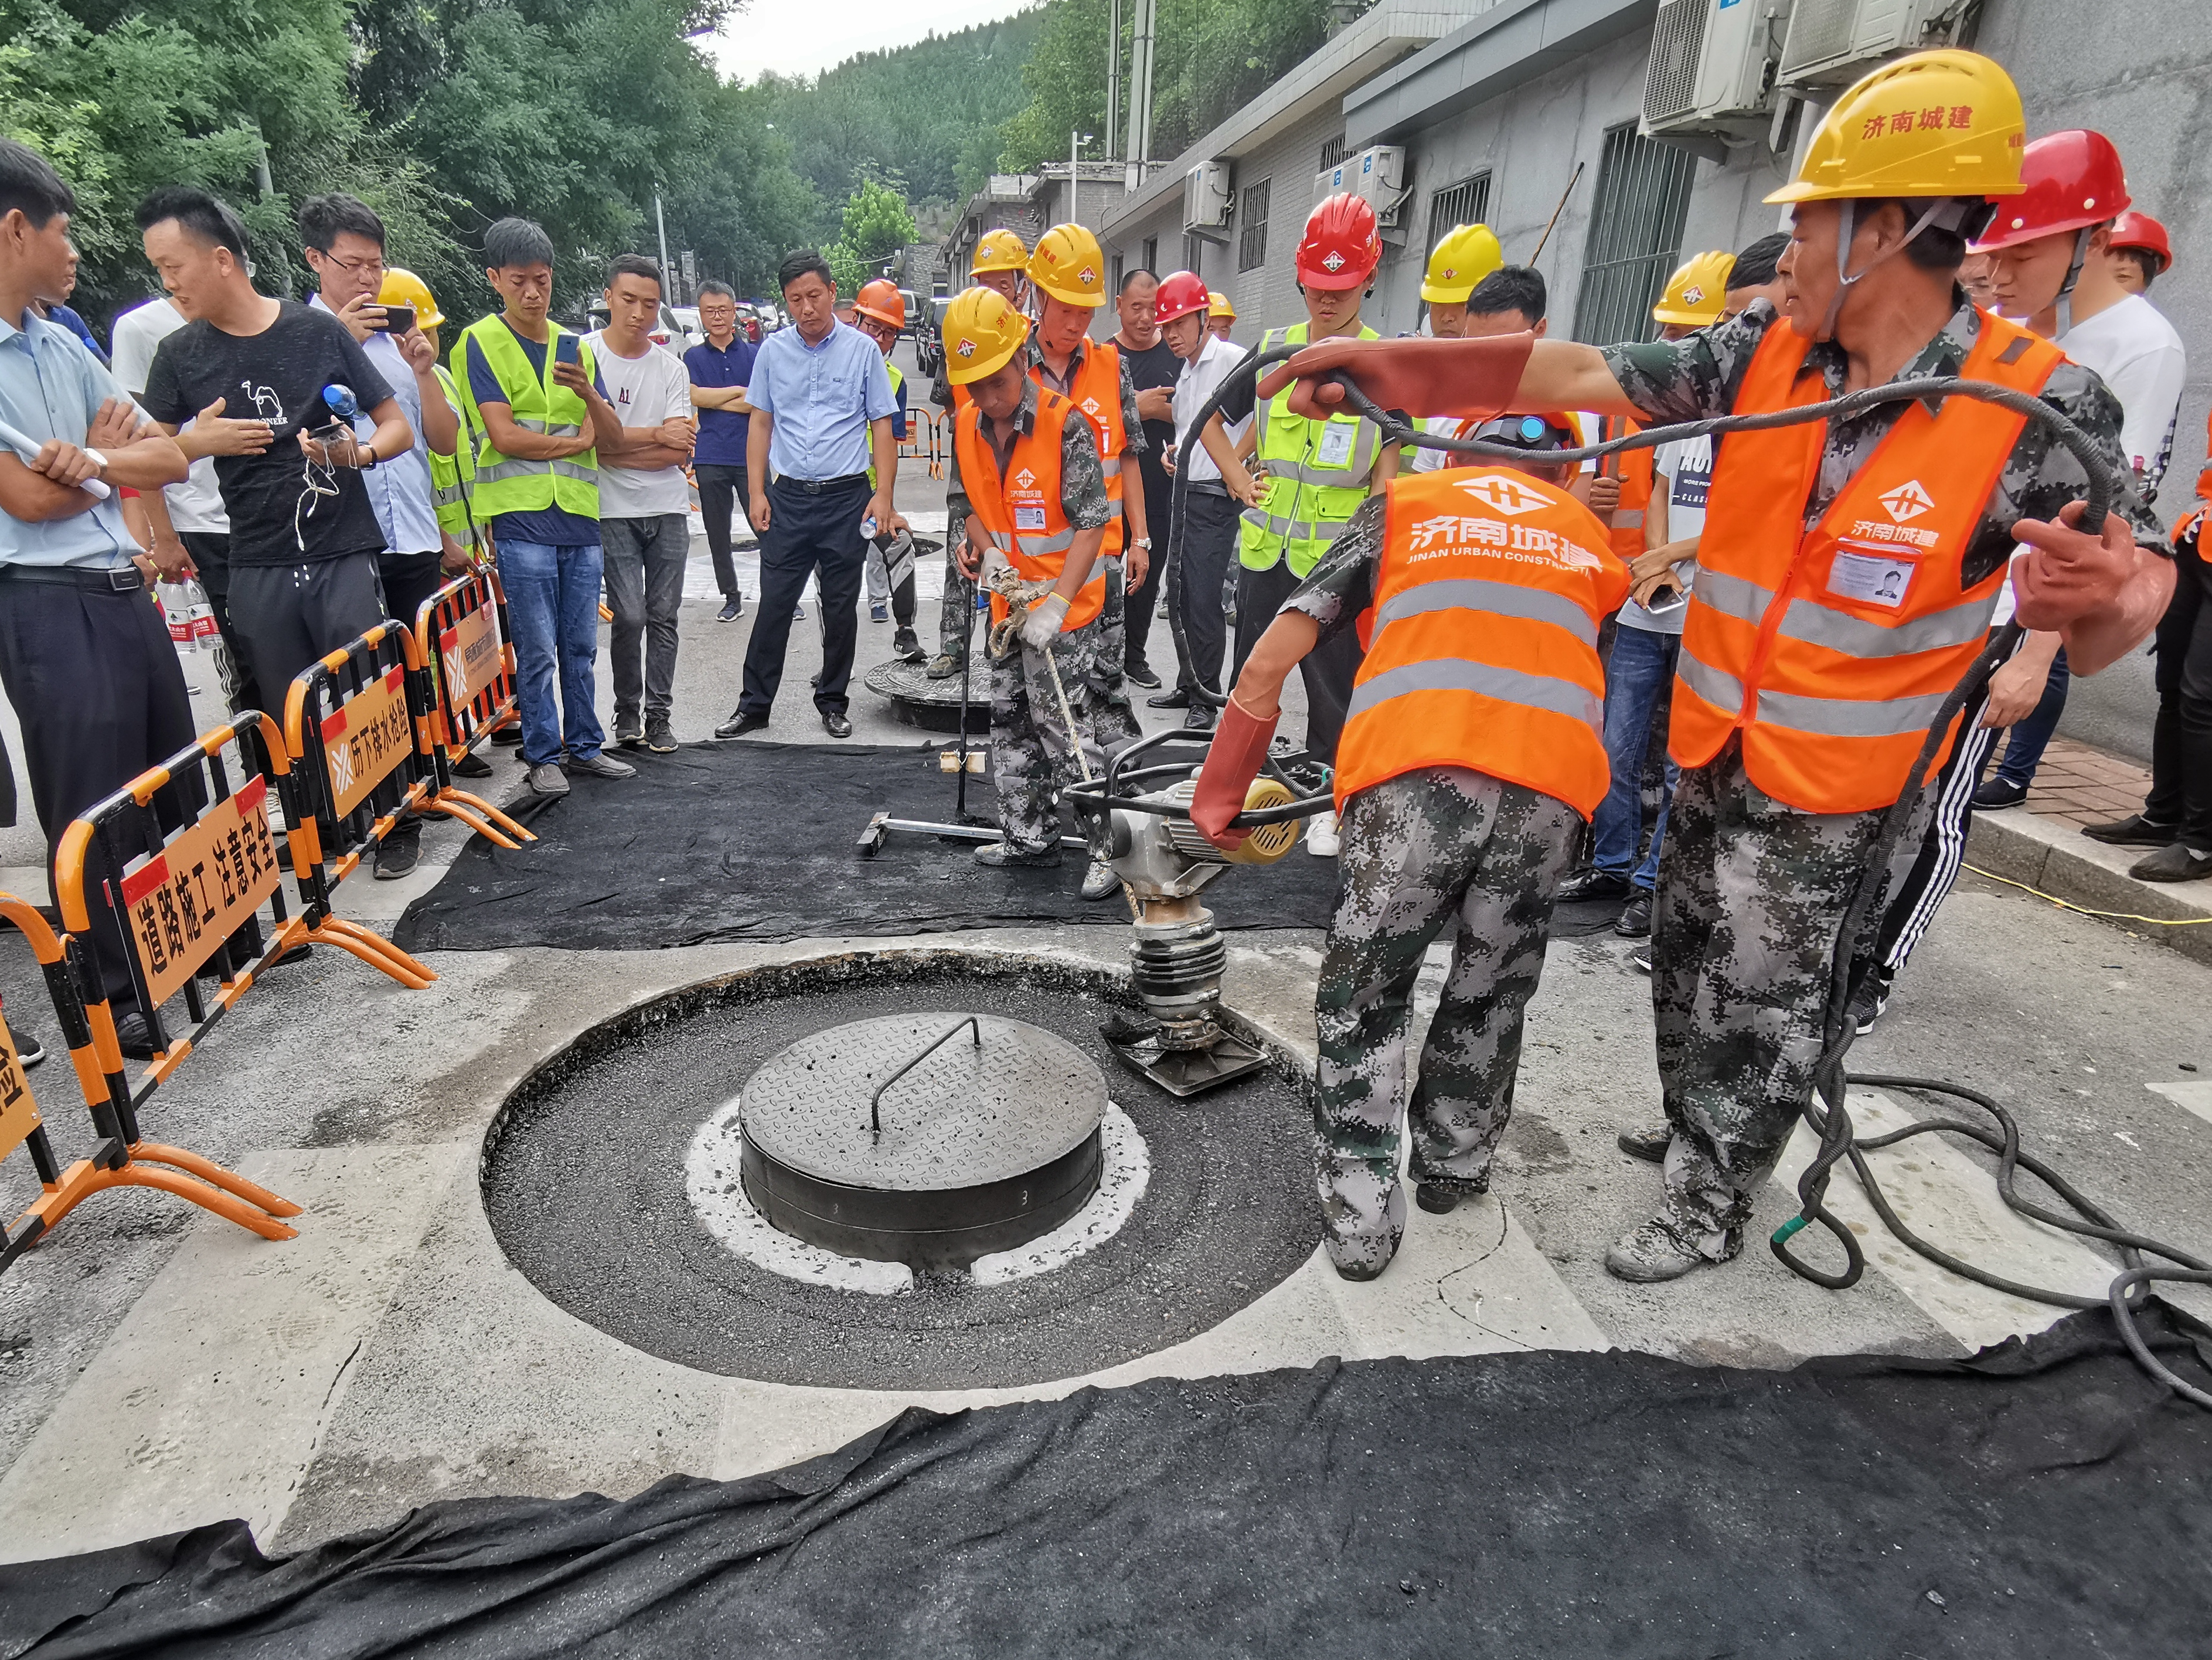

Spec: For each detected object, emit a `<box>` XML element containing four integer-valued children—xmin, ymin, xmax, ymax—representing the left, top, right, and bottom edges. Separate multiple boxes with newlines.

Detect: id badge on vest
<box><xmin>1015</xmin><ymin>505</ymin><xmax>1047</xmax><ymax>532</ymax></box>
<box><xmin>1826</xmin><ymin>543</ymin><xmax>1922</xmax><ymax>611</ymax></box>
<box><xmin>1315</xmin><ymin>420</ymin><xmax>1357</xmax><ymax>469</ymax></box>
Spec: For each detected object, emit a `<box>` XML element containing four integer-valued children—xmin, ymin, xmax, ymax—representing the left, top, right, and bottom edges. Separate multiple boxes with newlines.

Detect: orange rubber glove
<box><xmin>1190</xmin><ymin>692</ymin><xmax>1280</xmax><ymax>851</ymax></box>
<box><xmin>1254</xmin><ymin>332</ymin><xmax>1538</xmax><ymax>425</ymax></box>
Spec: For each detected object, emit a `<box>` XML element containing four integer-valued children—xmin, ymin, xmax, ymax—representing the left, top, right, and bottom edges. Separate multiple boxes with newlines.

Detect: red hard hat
<box><xmin>1973</xmin><ymin>129</ymin><xmax>2131</xmax><ymax>253</ymax></box>
<box><xmin>1155</xmin><ymin>270</ymin><xmax>1211</xmax><ymax>325</ymax></box>
<box><xmin>1295</xmin><ymin>193</ymin><xmax>1382</xmax><ymax>291</ymax></box>
<box><xmin>2108</xmin><ymin>210</ymin><xmax>2172</xmax><ymax>275</ymax></box>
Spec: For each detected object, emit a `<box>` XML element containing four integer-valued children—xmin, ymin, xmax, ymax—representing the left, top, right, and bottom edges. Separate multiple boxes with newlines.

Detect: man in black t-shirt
<box><xmin>135</xmin><ymin>187</ymin><xmax>412</xmax><ymax>701</ymax></box>
<box><xmin>1113</xmin><ymin>270</ymin><xmax>1179</xmax><ymax>689</ymax></box>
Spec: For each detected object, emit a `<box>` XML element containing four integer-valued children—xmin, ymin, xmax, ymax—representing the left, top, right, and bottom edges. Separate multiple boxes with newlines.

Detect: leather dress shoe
<box><xmin>716</xmin><ymin>709</ymin><xmax>768</xmax><ymax>738</ymax></box>
<box><xmin>822</xmin><ymin>710</ymin><xmax>853</xmax><ymax>739</ymax></box>
<box><xmin>1147</xmin><ymin>687</ymin><xmax>1194</xmax><ymax>709</ymax></box>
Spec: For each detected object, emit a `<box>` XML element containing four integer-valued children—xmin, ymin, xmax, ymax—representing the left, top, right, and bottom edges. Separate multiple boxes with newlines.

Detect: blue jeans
<box><xmin>1990</xmin><ymin>645</ymin><xmax>2070</xmax><ymax>789</ymax></box>
<box><xmin>1591</xmin><ymin>622</ymin><xmax>1678</xmax><ymax>891</ymax></box>
<box><xmin>497</xmin><ymin>538</ymin><xmax>606</xmax><ymax>768</ymax></box>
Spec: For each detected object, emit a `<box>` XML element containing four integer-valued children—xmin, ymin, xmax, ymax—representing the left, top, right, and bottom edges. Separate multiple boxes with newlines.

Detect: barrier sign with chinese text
<box><xmin>119</xmin><ymin>775</ymin><xmax>282</xmax><ymax>1008</ymax></box>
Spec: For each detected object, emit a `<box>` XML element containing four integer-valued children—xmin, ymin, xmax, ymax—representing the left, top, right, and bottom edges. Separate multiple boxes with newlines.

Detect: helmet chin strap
<box><xmin>2053</xmin><ymin>224</ymin><xmax>2095</xmax><ymax>336</ymax></box>
<box><xmin>1818</xmin><ymin>198</ymin><xmax>1963</xmax><ymax>342</ymax></box>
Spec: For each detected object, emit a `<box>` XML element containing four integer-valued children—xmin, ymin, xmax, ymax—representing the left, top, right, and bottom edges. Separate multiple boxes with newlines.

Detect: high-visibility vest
<box><xmin>1604</xmin><ymin>415</ymin><xmax>1654</xmax><ymax>563</ymax></box>
<box><xmin>954</xmin><ymin>387</ymin><xmax>1105</xmax><ymax>631</ymax></box>
<box><xmin>1671</xmin><ymin>311</ymin><xmax>2064</xmax><ymax>815</ymax></box>
<box><xmin>1336</xmin><ymin>466</ymin><xmax>1629</xmax><ymax>817</ymax></box>
<box><xmin>869</xmin><ymin>360</ymin><xmax>905</xmax><ymax>488</ymax></box>
<box><xmin>428</xmin><ymin>364</ymin><xmax>484</xmax><ymax>551</ymax></box>
<box><xmin>1240</xmin><ymin>320</ymin><xmax>1384</xmax><ymax>578</ymax></box>
<box><xmin>2171</xmin><ymin>407</ymin><xmax>2210</xmax><ymax>547</ymax></box>
<box><xmin>452</xmin><ymin>315</ymin><xmax>600</xmax><ymax>521</ymax></box>
<box><xmin>1031</xmin><ymin>341</ymin><xmax>1128</xmax><ymax>559</ymax></box>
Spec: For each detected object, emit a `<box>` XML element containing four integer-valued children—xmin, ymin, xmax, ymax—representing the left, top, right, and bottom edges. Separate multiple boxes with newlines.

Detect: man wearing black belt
<box><xmin>0</xmin><ymin>140</ymin><xmax>195</xmax><ymax>1054</ymax></box>
<box><xmin>716</xmin><ymin>250</ymin><xmax>904</xmax><ymax>739</ymax></box>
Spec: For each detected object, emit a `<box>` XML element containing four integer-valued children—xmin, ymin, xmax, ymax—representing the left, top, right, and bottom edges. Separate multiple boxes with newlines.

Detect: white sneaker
<box><xmin>1306</xmin><ymin>809</ymin><xmax>1340</xmax><ymax>857</ymax></box>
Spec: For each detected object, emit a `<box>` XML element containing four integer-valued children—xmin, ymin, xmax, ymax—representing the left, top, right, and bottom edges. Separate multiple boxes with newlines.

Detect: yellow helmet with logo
<box><xmin>942</xmin><ymin>285</ymin><xmax>1031</xmax><ymax>385</ymax></box>
<box><xmin>971</xmin><ymin>227</ymin><xmax>1030</xmax><ymax>277</ymax></box>
<box><xmin>1420</xmin><ymin>223</ymin><xmax>1504</xmax><ymax>304</ymax></box>
<box><xmin>1208</xmin><ymin>290</ymin><xmax>1235</xmax><ymax>319</ymax></box>
<box><xmin>1028</xmin><ymin>222</ymin><xmax>1108</xmax><ymax>308</ymax></box>
<box><xmin>1651</xmin><ymin>250</ymin><xmax>1733</xmax><ymax>325</ymax></box>
<box><xmin>1767</xmin><ymin>49</ymin><xmax>2027</xmax><ymax>205</ymax></box>
<box><xmin>377</xmin><ymin>267</ymin><xmax>443</xmax><ymax>329</ymax></box>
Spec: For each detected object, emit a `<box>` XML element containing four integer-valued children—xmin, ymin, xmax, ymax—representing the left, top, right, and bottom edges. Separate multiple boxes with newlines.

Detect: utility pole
<box><xmin>1107</xmin><ymin>0</ymin><xmax>1121</xmax><ymax>167</ymax></box>
<box><xmin>1070</xmin><ymin>131</ymin><xmax>1083</xmax><ymax>227</ymax></box>
<box><xmin>654</xmin><ymin>191</ymin><xmax>673</xmax><ymax>292</ymax></box>
<box><xmin>1125</xmin><ymin>0</ymin><xmax>1156</xmax><ymax>195</ymax></box>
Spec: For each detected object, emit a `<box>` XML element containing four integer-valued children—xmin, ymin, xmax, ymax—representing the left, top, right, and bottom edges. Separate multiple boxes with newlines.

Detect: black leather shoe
<box><xmin>1415</xmin><ymin>1185</ymin><xmax>1460</xmax><ymax>1215</ymax></box>
<box><xmin>1558</xmin><ymin>869</ymin><xmax>1632</xmax><ymax>904</ymax></box>
<box><xmin>114</xmin><ymin>1009</ymin><xmax>157</xmax><ymax>1059</ymax></box>
<box><xmin>822</xmin><ymin>710</ymin><xmax>853</xmax><ymax>739</ymax></box>
<box><xmin>2133</xmin><ymin>842</ymin><xmax>2212</xmax><ymax>883</ymax></box>
<box><xmin>1147</xmin><ymin>687</ymin><xmax>1194</xmax><ymax>709</ymax></box>
<box><xmin>716</xmin><ymin>710</ymin><xmax>768</xmax><ymax>739</ymax></box>
<box><xmin>2084</xmin><ymin>812</ymin><xmax>2178</xmax><ymax>848</ymax></box>
<box><xmin>1615</xmin><ymin>893</ymin><xmax>1653</xmax><ymax>937</ymax></box>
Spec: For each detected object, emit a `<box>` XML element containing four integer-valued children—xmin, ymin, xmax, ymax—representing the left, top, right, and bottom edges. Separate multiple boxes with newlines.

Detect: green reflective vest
<box><xmin>428</xmin><ymin>363</ymin><xmax>484</xmax><ymax>550</ymax></box>
<box><xmin>1237</xmin><ymin>319</ymin><xmax>1384</xmax><ymax>579</ymax></box>
<box><xmin>451</xmin><ymin>316</ymin><xmax>600</xmax><ymax>521</ymax></box>
<box><xmin>868</xmin><ymin>360</ymin><xmax>905</xmax><ymax>489</ymax></box>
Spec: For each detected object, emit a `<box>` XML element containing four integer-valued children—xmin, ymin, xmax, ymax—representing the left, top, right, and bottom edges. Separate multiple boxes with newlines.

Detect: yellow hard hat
<box><xmin>942</xmin><ymin>285</ymin><xmax>1031</xmax><ymax>385</ymax></box>
<box><xmin>1420</xmin><ymin>222</ymin><xmax>1504</xmax><ymax>304</ymax></box>
<box><xmin>1208</xmin><ymin>290</ymin><xmax>1235</xmax><ymax>319</ymax></box>
<box><xmin>1028</xmin><ymin>222</ymin><xmax>1108</xmax><ymax>308</ymax></box>
<box><xmin>1651</xmin><ymin>250</ymin><xmax>1733</xmax><ymax>325</ymax></box>
<box><xmin>1767</xmin><ymin>49</ymin><xmax>2027</xmax><ymax>205</ymax></box>
<box><xmin>971</xmin><ymin>228</ymin><xmax>1030</xmax><ymax>277</ymax></box>
<box><xmin>377</xmin><ymin>267</ymin><xmax>443</xmax><ymax>329</ymax></box>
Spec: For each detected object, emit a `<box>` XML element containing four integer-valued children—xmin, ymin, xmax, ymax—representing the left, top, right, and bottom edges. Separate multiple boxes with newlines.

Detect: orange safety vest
<box><xmin>1337</xmin><ymin>466</ymin><xmax>1631</xmax><ymax>818</ymax></box>
<box><xmin>1604</xmin><ymin>415</ymin><xmax>1655</xmax><ymax>563</ymax></box>
<box><xmin>2172</xmin><ymin>407</ymin><xmax>2211</xmax><ymax>547</ymax></box>
<box><xmin>1032</xmin><ymin>340</ymin><xmax>1128</xmax><ymax>559</ymax></box>
<box><xmin>1670</xmin><ymin>312</ymin><xmax>2064</xmax><ymax>815</ymax></box>
<box><xmin>953</xmin><ymin>388</ymin><xmax>1106</xmax><ymax>632</ymax></box>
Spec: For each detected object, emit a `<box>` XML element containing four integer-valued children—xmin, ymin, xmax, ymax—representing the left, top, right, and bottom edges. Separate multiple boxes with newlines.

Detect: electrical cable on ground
<box><xmin>1963</xmin><ymin>860</ymin><xmax>2212</xmax><ymax>925</ymax></box>
<box><xmin>1134</xmin><ymin>346</ymin><xmax>2210</xmax><ymax>1407</ymax></box>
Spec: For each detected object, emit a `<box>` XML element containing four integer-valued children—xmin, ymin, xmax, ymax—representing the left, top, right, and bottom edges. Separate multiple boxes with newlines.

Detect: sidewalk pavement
<box><xmin>1968</xmin><ymin>735</ymin><xmax>2212</xmax><ymax>965</ymax></box>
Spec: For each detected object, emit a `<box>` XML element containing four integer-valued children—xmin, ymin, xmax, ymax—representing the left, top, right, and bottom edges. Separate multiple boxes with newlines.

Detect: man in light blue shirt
<box><xmin>0</xmin><ymin>137</ymin><xmax>196</xmax><ymax>1056</ymax></box>
<box><xmin>722</xmin><ymin>250</ymin><xmax>906</xmax><ymax>740</ymax></box>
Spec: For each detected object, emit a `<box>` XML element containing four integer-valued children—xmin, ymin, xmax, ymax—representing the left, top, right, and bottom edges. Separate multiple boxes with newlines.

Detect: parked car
<box><xmin>583</xmin><ymin>298</ymin><xmax>702</xmax><ymax>353</ymax></box>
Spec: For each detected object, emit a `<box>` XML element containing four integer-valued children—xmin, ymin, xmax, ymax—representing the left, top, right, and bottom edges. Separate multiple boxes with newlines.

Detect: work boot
<box><xmin>645</xmin><ymin>714</ymin><xmax>677</xmax><ymax>754</ymax></box>
<box><xmin>1558</xmin><ymin>868</ymin><xmax>1631</xmax><ymax>904</ymax></box>
<box><xmin>568</xmin><ymin>751</ymin><xmax>637</xmax><ymax>780</ymax></box>
<box><xmin>893</xmin><ymin>625</ymin><xmax>924</xmax><ymax>663</ymax></box>
<box><xmin>2132</xmin><ymin>841</ymin><xmax>2212</xmax><ymax>883</ymax></box>
<box><xmin>1414</xmin><ymin>1168</ymin><xmax>1488</xmax><ymax>1214</ymax></box>
<box><xmin>528</xmin><ymin>762</ymin><xmax>570</xmax><ymax>797</ymax></box>
<box><xmin>2082</xmin><ymin>811</ymin><xmax>2177</xmax><ymax>848</ymax></box>
<box><xmin>1306</xmin><ymin>809</ymin><xmax>1340</xmax><ymax>857</ymax></box>
<box><xmin>975</xmin><ymin>840</ymin><xmax>1060</xmax><ymax>869</ymax></box>
<box><xmin>1616</xmin><ymin>1125</ymin><xmax>1670</xmax><ymax>1163</ymax></box>
<box><xmin>1604</xmin><ymin>1215</ymin><xmax>1740</xmax><ymax>1283</ymax></box>
<box><xmin>926</xmin><ymin>652</ymin><xmax>964</xmax><ymax>681</ymax></box>
<box><xmin>1080</xmin><ymin>858</ymin><xmax>1119</xmax><ymax>900</ymax></box>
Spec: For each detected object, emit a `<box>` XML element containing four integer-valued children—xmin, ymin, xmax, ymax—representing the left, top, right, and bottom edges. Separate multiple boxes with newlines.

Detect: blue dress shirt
<box><xmin>747</xmin><ymin>320</ymin><xmax>896</xmax><ymax>483</ymax></box>
<box><xmin>0</xmin><ymin>308</ymin><xmax>136</xmax><ymax>569</ymax></box>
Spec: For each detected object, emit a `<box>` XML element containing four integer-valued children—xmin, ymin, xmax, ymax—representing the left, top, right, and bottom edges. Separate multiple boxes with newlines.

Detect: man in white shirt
<box><xmin>1151</xmin><ymin>272</ymin><xmax>1256</xmax><ymax>727</ymax></box>
<box><xmin>583</xmin><ymin>254</ymin><xmax>697</xmax><ymax>755</ymax></box>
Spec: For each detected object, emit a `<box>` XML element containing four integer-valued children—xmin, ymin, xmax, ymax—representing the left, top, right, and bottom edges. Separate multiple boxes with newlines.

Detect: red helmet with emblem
<box><xmin>1972</xmin><ymin>129</ymin><xmax>2131</xmax><ymax>253</ymax></box>
<box><xmin>1154</xmin><ymin>270</ymin><xmax>1211</xmax><ymax>325</ymax></box>
<box><xmin>1295</xmin><ymin>193</ymin><xmax>1382</xmax><ymax>291</ymax></box>
<box><xmin>2108</xmin><ymin>210</ymin><xmax>2171</xmax><ymax>276</ymax></box>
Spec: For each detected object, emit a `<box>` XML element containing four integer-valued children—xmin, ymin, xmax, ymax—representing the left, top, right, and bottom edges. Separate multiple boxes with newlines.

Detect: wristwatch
<box><xmin>1136</xmin><ymin>536</ymin><xmax>1153</xmax><ymax>550</ymax></box>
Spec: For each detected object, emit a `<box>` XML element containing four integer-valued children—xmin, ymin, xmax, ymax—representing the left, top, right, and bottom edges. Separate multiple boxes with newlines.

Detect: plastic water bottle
<box><xmin>158</xmin><ymin>578</ymin><xmax>218</xmax><ymax>651</ymax></box>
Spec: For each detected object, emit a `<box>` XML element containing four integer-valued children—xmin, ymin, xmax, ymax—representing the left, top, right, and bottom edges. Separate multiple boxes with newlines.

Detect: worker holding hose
<box><xmin>1204</xmin><ymin>49</ymin><xmax>2172</xmax><ymax>1284</ymax></box>
<box><xmin>941</xmin><ymin>285</ymin><xmax>1114</xmax><ymax>872</ymax></box>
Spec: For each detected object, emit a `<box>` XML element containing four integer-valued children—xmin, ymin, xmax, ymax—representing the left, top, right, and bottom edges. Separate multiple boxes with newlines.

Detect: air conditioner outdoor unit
<box><xmin>1315</xmin><ymin>159</ymin><xmax>1352</xmax><ymax>204</ymax></box>
<box><xmin>1642</xmin><ymin>0</ymin><xmax>1790</xmax><ymax>140</ymax></box>
<box><xmin>1183</xmin><ymin>161</ymin><xmax>1232</xmax><ymax>232</ymax></box>
<box><xmin>1778</xmin><ymin>0</ymin><xmax>1966</xmax><ymax>87</ymax></box>
<box><xmin>1350</xmin><ymin>145</ymin><xmax>1411</xmax><ymax>226</ymax></box>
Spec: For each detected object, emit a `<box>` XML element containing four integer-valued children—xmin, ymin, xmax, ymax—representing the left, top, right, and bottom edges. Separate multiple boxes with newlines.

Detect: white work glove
<box><xmin>1019</xmin><ymin>591</ymin><xmax>1071</xmax><ymax>652</ymax></box>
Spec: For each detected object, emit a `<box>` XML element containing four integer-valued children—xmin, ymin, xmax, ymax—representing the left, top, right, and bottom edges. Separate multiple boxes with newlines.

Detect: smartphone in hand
<box><xmin>554</xmin><ymin>333</ymin><xmax>581</xmax><ymax>367</ymax></box>
<box><xmin>380</xmin><ymin>303</ymin><xmax>416</xmax><ymax>335</ymax></box>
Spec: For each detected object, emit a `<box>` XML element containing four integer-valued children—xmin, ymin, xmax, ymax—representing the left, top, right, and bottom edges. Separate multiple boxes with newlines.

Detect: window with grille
<box><xmin>1238</xmin><ymin>179</ymin><xmax>1271</xmax><ymax>273</ymax></box>
<box><xmin>1572</xmin><ymin>124</ymin><xmax>1697</xmax><ymax>345</ymax></box>
<box><xmin>1425</xmin><ymin>171</ymin><xmax>1492</xmax><ymax>254</ymax></box>
<box><xmin>1318</xmin><ymin>135</ymin><xmax>1348</xmax><ymax>172</ymax></box>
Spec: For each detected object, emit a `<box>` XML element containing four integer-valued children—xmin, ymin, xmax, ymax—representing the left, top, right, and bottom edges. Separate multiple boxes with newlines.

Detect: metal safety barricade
<box><xmin>411</xmin><ymin>568</ymin><xmax>536</xmax><ymax>852</ymax></box>
<box><xmin>0</xmin><ymin>887</ymin><xmax>298</xmax><ymax>1272</ymax></box>
<box><xmin>281</xmin><ymin>624</ymin><xmax>440</xmax><ymax>990</ymax></box>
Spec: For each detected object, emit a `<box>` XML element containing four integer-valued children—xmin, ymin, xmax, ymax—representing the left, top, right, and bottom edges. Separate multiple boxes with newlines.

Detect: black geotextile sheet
<box><xmin>391</xmin><ymin>739</ymin><xmax>1632</xmax><ymax>952</ymax></box>
<box><xmin>8</xmin><ymin>1307</ymin><xmax>2210</xmax><ymax>1659</ymax></box>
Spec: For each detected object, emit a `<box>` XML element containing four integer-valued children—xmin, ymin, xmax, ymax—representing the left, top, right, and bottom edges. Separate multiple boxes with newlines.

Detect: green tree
<box><xmin>841</xmin><ymin>176</ymin><xmax>917</xmax><ymax>264</ymax></box>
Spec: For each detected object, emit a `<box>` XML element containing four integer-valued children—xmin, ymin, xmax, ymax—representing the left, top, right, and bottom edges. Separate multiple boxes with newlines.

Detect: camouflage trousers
<box><xmin>1651</xmin><ymin>736</ymin><xmax>1921</xmax><ymax>1251</ymax></box>
<box><xmin>1314</xmin><ymin>766</ymin><xmax>1580</xmax><ymax>1275</ymax></box>
<box><xmin>939</xmin><ymin>543</ymin><xmax>978</xmax><ymax>663</ymax></box>
<box><xmin>1084</xmin><ymin>555</ymin><xmax>1142</xmax><ymax>747</ymax></box>
<box><xmin>989</xmin><ymin>618</ymin><xmax>1105</xmax><ymax>853</ymax></box>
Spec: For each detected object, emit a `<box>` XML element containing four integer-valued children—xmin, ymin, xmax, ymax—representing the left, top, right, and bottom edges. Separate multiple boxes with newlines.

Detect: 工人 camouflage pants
<box><xmin>989</xmin><ymin>618</ymin><xmax>1105</xmax><ymax>853</ymax></box>
<box><xmin>1314</xmin><ymin>766</ymin><xmax>1580</xmax><ymax>1275</ymax></box>
<box><xmin>940</xmin><ymin>543</ymin><xmax>978</xmax><ymax>663</ymax></box>
<box><xmin>1649</xmin><ymin>735</ymin><xmax>1920</xmax><ymax>1253</ymax></box>
<box><xmin>1084</xmin><ymin>555</ymin><xmax>1142</xmax><ymax>747</ymax></box>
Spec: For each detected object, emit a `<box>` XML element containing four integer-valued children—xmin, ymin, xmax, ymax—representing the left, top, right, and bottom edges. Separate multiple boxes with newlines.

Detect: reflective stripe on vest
<box><xmin>1335</xmin><ymin>466</ymin><xmax>1630</xmax><ymax>818</ymax></box>
<box><xmin>1604</xmin><ymin>415</ymin><xmax>1654</xmax><ymax>561</ymax></box>
<box><xmin>451</xmin><ymin>317</ymin><xmax>600</xmax><ymax>521</ymax></box>
<box><xmin>1668</xmin><ymin>311</ymin><xmax>2064</xmax><ymax>815</ymax></box>
<box><xmin>429</xmin><ymin>365</ymin><xmax>483</xmax><ymax>547</ymax></box>
<box><xmin>1240</xmin><ymin>320</ymin><xmax>1383</xmax><ymax>578</ymax></box>
<box><xmin>952</xmin><ymin>389</ymin><xmax>1106</xmax><ymax>632</ymax></box>
<box><xmin>1033</xmin><ymin>340</ymin><xmax>1128</xmax><ymax>559</ymax></box>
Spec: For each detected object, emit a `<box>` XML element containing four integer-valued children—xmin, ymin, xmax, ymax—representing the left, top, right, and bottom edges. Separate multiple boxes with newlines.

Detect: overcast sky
<box><xmin>710</xmin><ymin>0</ymin><xmax>1034</xmax><ymax>84</ymax></box>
